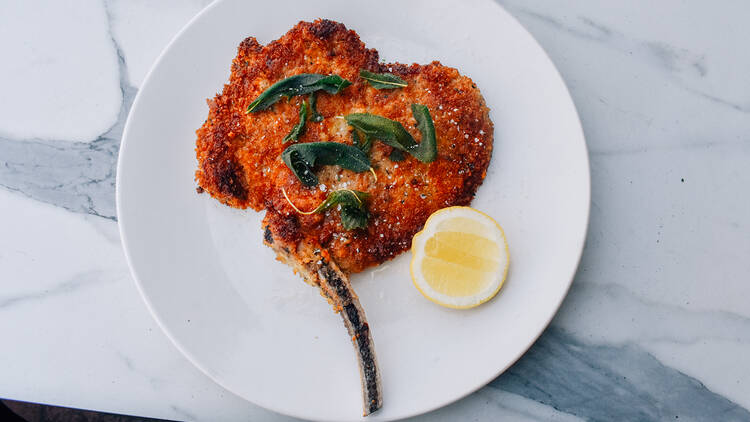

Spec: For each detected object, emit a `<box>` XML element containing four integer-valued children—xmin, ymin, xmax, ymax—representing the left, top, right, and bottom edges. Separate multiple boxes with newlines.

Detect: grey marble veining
<box><xmin>0</xmin><ymin>0</ymin><xmax>135</xmax><ymax>221</ymax></box>
<box><xmin>558</xmin><ymin>281</ymin><xmax>750</xmax><ymax>346</ymax></box>
<box><xmin>0</xmin><ymin>270</ymin><xmax>111</xmax><ymax>311</ymax></box>
<box><xmin>0</xmin><ymin>136</ymin><xmax>119</xmax><ymax>220</ymax></box>
<box><xmin>514</xmin><ymin>9</ymin><xmax>708</xmax><ymax>79</ymax></box>
<box><xmin>506</xmin><ymin>6</ymin><xmax>749</xmax><ymax>115</ymax></box>
<box><xmin>493</xmin><ymin>327</ymin><xmax>750</xmax><ymax>421</ymax></box>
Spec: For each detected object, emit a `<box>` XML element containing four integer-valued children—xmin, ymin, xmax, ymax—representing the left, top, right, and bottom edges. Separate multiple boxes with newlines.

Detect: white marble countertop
<box><xmin>2</xmin><ymin>1</ymin><xmax>749</xmax><ymax>421</ymax></box>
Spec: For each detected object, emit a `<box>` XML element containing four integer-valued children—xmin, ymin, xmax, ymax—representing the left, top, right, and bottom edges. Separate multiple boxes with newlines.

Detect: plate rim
<box><xmin>116</xmin><ymin>0</ymin><xmax>591</xmax><ymax>420</ymax></box>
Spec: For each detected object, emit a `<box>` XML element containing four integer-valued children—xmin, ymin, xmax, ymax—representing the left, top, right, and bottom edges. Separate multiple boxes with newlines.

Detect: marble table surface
<box><xmin>2</xmin><ymin>1</ymin><xmax>749</xmax><ymax>421</ymax></box>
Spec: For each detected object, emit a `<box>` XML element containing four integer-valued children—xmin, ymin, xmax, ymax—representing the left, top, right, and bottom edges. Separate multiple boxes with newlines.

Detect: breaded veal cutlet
<box><xmin>195</xmin><ymin>19</ymin><xmax>493</xmax><ymax>416</ymax></box>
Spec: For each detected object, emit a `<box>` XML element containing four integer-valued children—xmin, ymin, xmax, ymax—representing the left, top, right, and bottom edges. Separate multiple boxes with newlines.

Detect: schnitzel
<box><xmin>196</xmin><ymin>19</ymin><xmax>493</xmax><ymax>273</ymax></box>
<box><xmin>195</xmin><ymin>19</ymin><xmax>493</xmax><ymax>415</ymax></box>
<box><xmin>195</xmin><ymin>18</ymin><xmax>493</xmax><ymax>416</ymax></box>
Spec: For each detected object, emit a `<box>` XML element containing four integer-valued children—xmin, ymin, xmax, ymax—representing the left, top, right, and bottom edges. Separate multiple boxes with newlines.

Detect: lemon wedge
<box><xmin>410</xmin><ymin>206</ymin><xmax>509</xmax><ymax>309</ymax></box>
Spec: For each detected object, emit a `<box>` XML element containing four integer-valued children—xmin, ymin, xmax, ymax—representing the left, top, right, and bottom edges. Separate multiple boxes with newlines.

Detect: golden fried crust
<box><xmin>196</xmin><ymin>19</ymin><xmax>493</xmax><ymax>273</ymax></box>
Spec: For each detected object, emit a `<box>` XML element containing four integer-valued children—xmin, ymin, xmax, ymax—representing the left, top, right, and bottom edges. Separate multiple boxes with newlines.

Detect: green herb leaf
<box><xmin>308</xmin><ymin>92</ymin><xmax>324</xmax><ymax>122</ymax></box>
<box><xmin>320</xmin><ymin>190</ymin><xmax>370</xmax><ymax>230</ymax></box>
<box><xmin>247</xmin><ymin>74</ymin><xmax>351</xmax><ymax>113</ymax></box>
<box><xmin>409</xmin><ymin>104</ymin><xmax>438</xmax><ymax>163</ymax></box>
<box><xmin>344</xmin><ymin>113</ymin><xmax>416</xmax><ymax>152</ymax></box>
<box><xmin>282</xmin><ymin>100</ymin><xmax>308</xmax><ymax>143</ymax></box>
<box><xmin>360</xmin><ymin>69</ymin><xmax>408</xmax><ymax>89</ymax></box>
<box><xmin>389</xmin><ymin>149</ymin><xmax>405</xmax><ymax>162</ymax></box>
<box><xmin>340</xmin><ymin>204</ymin><xmax>369</xmax><ymax>230</ymax></box>
<box><xmin>344</xmin><ymin>104</ymin><xmax>438</xmax><ymax>163</ymax></box>
<box><xmin>352</xmin><ymin>129</ymin><xmax>372</xmax><ymax>154</ymax></box>
<box><xmin>283</xmin><ymin>188</ymin><xmax>371</xmax><ymax>230</ymax></box>
<box><xmin>313</xmin><ymin>189</ymin><xmax>370</xmax><ymax>213</ymax></box>
<box><xmin>281</xmin><ymin>142</ymin><xmax>372</xmax><ymax>186</ymax></box>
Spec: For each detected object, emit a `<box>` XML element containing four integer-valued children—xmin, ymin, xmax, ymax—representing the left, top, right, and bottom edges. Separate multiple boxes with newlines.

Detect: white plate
<box><xmin>117</xmin><ymin>1</ymin><xmax>590</xmax><ymax>420</ymax></box>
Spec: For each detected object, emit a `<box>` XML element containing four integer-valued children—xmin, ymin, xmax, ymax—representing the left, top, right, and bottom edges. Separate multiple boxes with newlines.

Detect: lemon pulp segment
<box><xmin>410</xmin><ymin>206</ymin><xmax>509</xmax><ymax>309</ymax></box>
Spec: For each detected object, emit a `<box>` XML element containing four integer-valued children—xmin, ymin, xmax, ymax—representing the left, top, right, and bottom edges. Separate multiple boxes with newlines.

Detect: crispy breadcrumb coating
<box><xmin>196</xmin><ymin>19</ymin><xmax>493</xmax><ymax>273</ymax></box>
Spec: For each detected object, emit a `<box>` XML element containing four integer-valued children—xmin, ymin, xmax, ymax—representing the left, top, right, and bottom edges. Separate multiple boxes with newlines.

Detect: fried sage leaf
<box><xmin>389</xmin><ymin>149</ymin><xmax>405</xmax><ymax>162</ymax></box>
<box><xmin>283</xmin><ymin>188</ymin><xmax>371</xmax><ymax>230</ymax></box>
<box><xmin>283</xmin><ymin>100</ymin><xmax>309</xmax><ymax>143</ymax></box>
<box><xmin>340</xmin><ymin>203</ymin><xmax>370</xmax><ymax>230</ymax></box>
<box><xmin>308</xmin><ymin>92</ymin><xmax>324</xmax><ymax>122</ymax></box>
<box><xmin>352</xmin><ymin>130</ymin><xmax>372</xmax><ymax>154</ymax></box>
<box><xmin>247</xmin><ymin>74</ymin><xmax>351</xmax><ymax>113</ymax></box>
<box><xmin>344</xmin><ymin>104</ymin><xmax>437</xmax><ymax>163</ymax></box>
<box><xmin>344</xmin><ymin>113</ymin><xmax>416</xmax><ymax>151</ymax></box>
<box><xmin>359</xmin><ymin>69</ymin><xmax>408</xmax><ymax>89</ymax></box>
<box><xmin>317</xmin><ymin>189</ymin><xmax>370</xmax><ymax>230</ymax></box>
<box><xmin>281</xmin><ymin>142</ymin><xmax>372</xmax><ymax>186</ymax></box>
<box><xmin>409</xmin><ymin>104</ymin><xmax>438</xmax><ymax>163</ymax></box>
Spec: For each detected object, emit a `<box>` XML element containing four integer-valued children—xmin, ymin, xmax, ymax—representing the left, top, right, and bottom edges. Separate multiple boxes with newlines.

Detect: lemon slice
<box><xmin>410</xmin><ymin>207</ymin><xmax>509</xmax><ymax>309</ymax></box>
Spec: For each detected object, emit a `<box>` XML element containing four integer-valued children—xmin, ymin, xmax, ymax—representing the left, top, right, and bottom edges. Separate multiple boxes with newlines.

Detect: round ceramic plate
<box><xmin>117</xmin><ymin>1</ymin><xmax>590</xmax><ymax>420</ymax></box>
